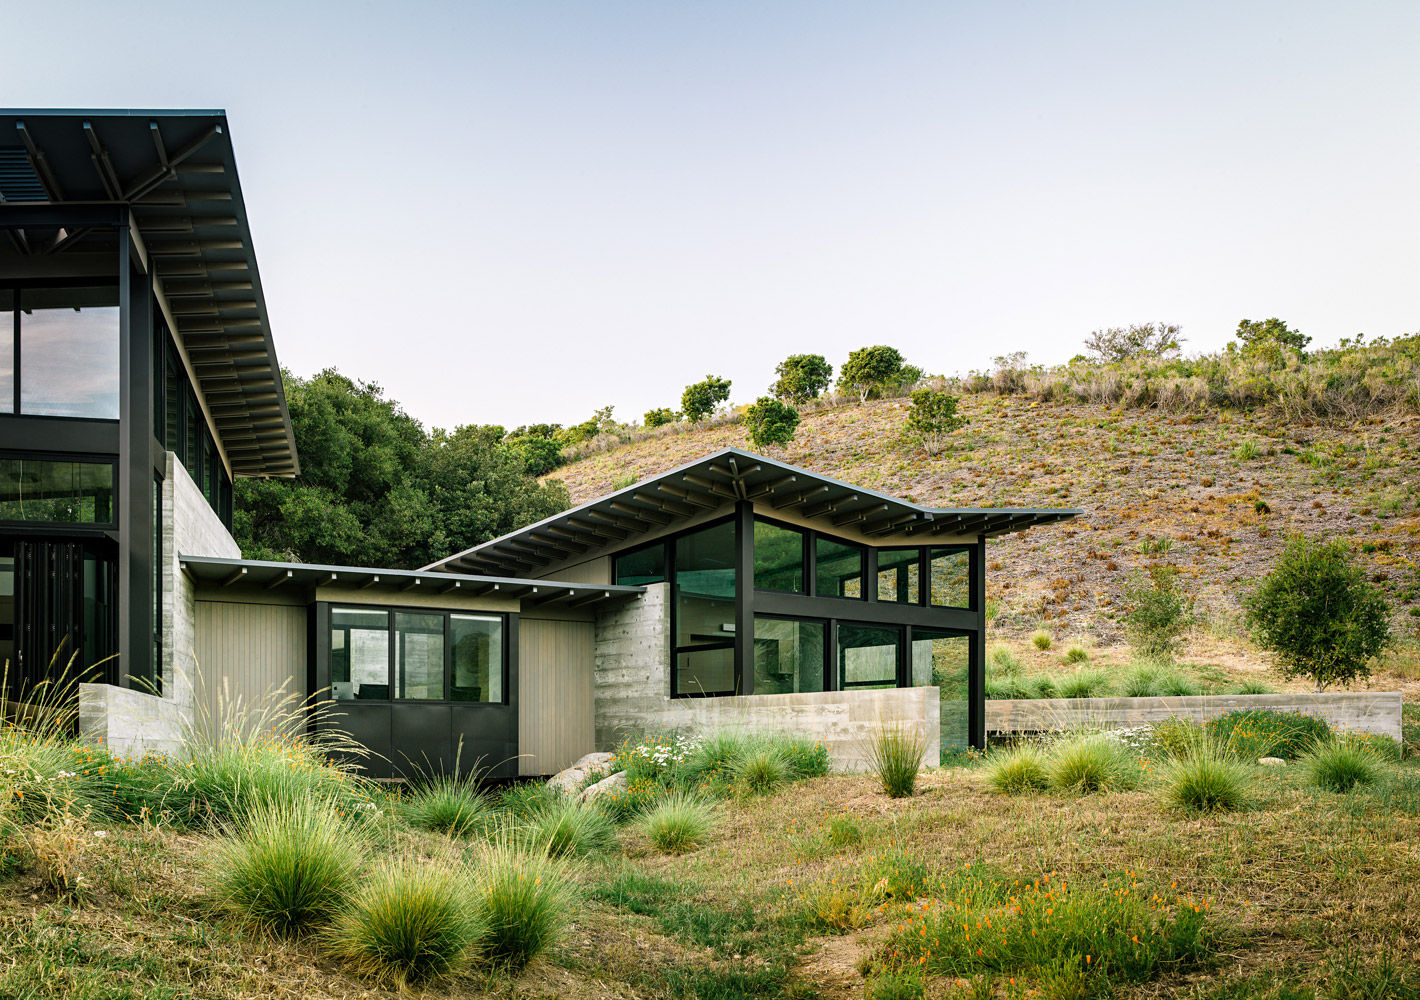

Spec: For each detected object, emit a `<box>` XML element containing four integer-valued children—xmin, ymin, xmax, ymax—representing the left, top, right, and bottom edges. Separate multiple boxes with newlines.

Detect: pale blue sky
<box><xmin>7</xmin><ymin>2</ymin><xmax>1417</xmax><ymax>429</ymax></box>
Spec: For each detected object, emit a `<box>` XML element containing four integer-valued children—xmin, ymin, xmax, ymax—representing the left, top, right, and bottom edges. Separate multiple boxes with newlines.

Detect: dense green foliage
<box><xmin>770</xmin><ymin>353</ymin><xmax>834</xmax><ymax>403</ymax></box>
<box><xmin>328</xmin><ymin>861</ymin><xmax>479</xmax><ymax>984</ymax></box>
<box><xmin>744</xmin><ymin>396</ymin><xmax>800</xmax><ymax>448</ymax></box>
<box><xmin>838</xmin><ymin>345</ymin><xmax>914</xmax><ymax>402</ymax></box>
<box><xmin>1236</xmin><ymin>316</ymin><xmax>1310</xmax><ymax>355</ymax></box>
<box><xmin>903</xmin><ymin>386</ymin><xmax>968</xmax><ymax>456</ymax></box>
<box><xmin>1305</xmin><ymin>740</ymin><xmax>1388</xmax><ymax>793</ymax></box>
<box><xmin>680</xmin><ymin>374</ymin><xmax>732</xmax><ymax>421</ymax></box>
<box><xmin>1123</xmin><ymin>565</ymin><xmax>1196</xmax><ymax>662</ymax></box>
<box><xmin>643</xmin><ymin>406</ymin><xmax>678</xmax><ymax>428</ymax></box>
<box><xmin>1204</xmin><ymin>708</ymin><xmax>1333</xmax><ymax>760</ymax></box>
<box><xmin>235</xmin><ymin>369</ymin><xmax>570</xmax><ymax>568</ymax></box>
<box><xmin>1244</xmin><ymin>537</ymin><xmax>1392</xmax><ymax>689</ymax></box>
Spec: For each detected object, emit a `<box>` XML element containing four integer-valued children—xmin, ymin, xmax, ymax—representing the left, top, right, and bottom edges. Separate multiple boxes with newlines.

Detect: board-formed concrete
<box><xmin>987</xmin><ymin>691</ymin><xmax>1403</xmax><ymax>742</ymax></box>
<box><xmin>593</xmin><ymin>583</ymin><xmax>941</xmax><ymax>770</ymax></box>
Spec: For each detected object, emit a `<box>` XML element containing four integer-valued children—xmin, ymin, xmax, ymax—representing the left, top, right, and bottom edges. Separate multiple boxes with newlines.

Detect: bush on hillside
<box><xmin>1123</xmin><ymin>565</ymin><xmax>1196</xmax><ymax>662</ymax></box>
<box><xmin>744</xmin><ymin>396</ymin><xmax>801</xmax><ymax>449</ymax></box>
<box><xmin>681</xmin><ymin>375</ymin><xmax>732</xmax><ymax>422</ymax></box>
<box><xmin>643</xmin><ymin>406</ymin><xmax>678</xmax><ymax>428</ymax></box>
<box><xmin>903</xmin><ymin>387</ymin><xmax>969</xmax><ymax>456</ymax></box>
<box><xmin>1084</xmin><ymin>322</ymin><xmax>1185</xmax><ymax>362</ymax></box>
<box><xmin>1244</xmin><ymin>537</ymin><xmax>1391</xmax><ymax>690</ymax></box>
<box><xmin>771</xmin><ymin>354</ymin><xmax>834</xmax><ymax>403</ymax></box>
<box><xmin>838</xmin><ymin>346</ymin><xmax>909</xmax><ymax>403</ymax></box>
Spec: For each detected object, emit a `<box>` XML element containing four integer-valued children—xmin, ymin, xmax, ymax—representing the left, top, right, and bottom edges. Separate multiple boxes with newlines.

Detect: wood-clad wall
<box><xmin>194</xmin><ymin>600</ymin><xmax>308</xmax><ymax>737</ymax></box>
<box><xmin>518</xmin><ymin>618</ymin><xmax>596</xmax><ymax>776</ymax></box>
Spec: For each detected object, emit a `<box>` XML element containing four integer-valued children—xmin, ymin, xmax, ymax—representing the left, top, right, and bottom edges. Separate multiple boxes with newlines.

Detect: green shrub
<box><xmin>732</xmin><ymin>747</ymin><xmax>789</xmax><ymax>796</ymax></box>
<box><xmin>863</xmin><ymin>724</ymin><xmax>929</xmax><ymax>798</ymax></box>
<box><xmin>988</xmin><ymin>645</ymin><xmax>1022</xmax><ymax>675</ymax></box>
<box><xmin>1205</xmin><ymin>709</ymin><xmax>1332</xmax><ymax>760</ymax></box>
<box><xmin>1156</xmin><ymin>669</ymin><xmax>1201</xmax><ymax>697</ymax></box>
<box><xmin>327</xmin><ymin>861</ymin><xmax>478</xmax><ymax>985</ymax></box>
<box><xmin>773</xmin><ymin>736</ymin><xmax>831</xmax><ymax>779</ymax></box>
<box><xmin>681</xmin><ymin>375</ymin><xmax>732</xmax><ymax>422</ymax></box>
<box><xmin>983</xmin><ymin>745</ymin><xmax>1050</xmax><ymax>794</ymax></box>
<box><xmin>1233</xmin><ymin>679</ymin><xmax>1274</xmax><ymax>695</ymax></box>
<box><xmin>638</xmin><ymin>793</ymin><xmax>716</xmax><ymax>854</ymax></box>
<box><xmin>1151</xmin><ymin>717</ymin><xmax>1205</xmax><ymax>760</ymax></box>
<box><xmin>524</xmin><ymin>799</ymin><xmax>616</xmax><ymax>858</ymax></box>
<box><xmin>1031</xmin><ymin>629</ymin><xmax>1053</xmax><ymax>651</ymax></box>
<box><xmin>1304</xmin><ymin>740</ymin><xmax>1388</xmax><ymax>793</ymax></box>
<box><xmin>864</xmin><ymin>849</ymin><xmax>930</xmax><ymax>901</ymax></box>
<box><xmin>208</xmin><ymin>797</ymin><xmax>363</xmax><ymax>935</ymax></box>
<box><xmin>0</xmin><ymin>729</ymin><xmax>105</xmax><ymax>823</ymax></box>
<box><xmin>985</xmin><ymin>674</ymin><xmax>1033</xmax><ymax>700</ymax></box>
<box><xmin>1123</xmin><ymin>565</ymin><xmax>1196</xmax><ymax>661</ymax></box>
<box><xmin>1061</xmin><ymin>644</ymin><xmax>1089</xmax><ymax>665</ymax></box>
<box><xmin>881</xmin><ymin>867</ymin><xmax>1209</xmax><ymax>989</ymax></box>
<box><xmin>744</xmin><ymin>396</ymin><xmax>801</xmax><ymax>449</ymax></box>
<box><xmin>615</xmin><ymin>733</ymin><xmax>704</xmax><ymax>783</ymax></box>
<box><xmin>643</xmin><ymin>406</ymin><xmax>677</xmax><ymax>428</ymax></box>
<box><xmin>591</xmin><ymin>774</ymin><xmax>673</xmax><ymax>822</ymax></box>
<box><xmin>1339</xmin><ymin>732</ymin><xmax>1402</xmax><ymax>762</ymax></box>
<box><xmin>904</xmin><ymin>387</ymin><xmax>969</xmax><ymax>456</ymax></box>
<box><xmin>771</xmin><ymin>353</ymin><xmax>834</xmax><ymax>403</ymax></box>
<box><xmin>1244</xmin><ymin>537</ymin><xmax>1392</xmax><ymax>689</ymax></box>
<box><xmin>1159</xmin><ymin>745</ymin><xmax>1254</xmax><ymax>813</ymax></box>
<box><xmin>1032</xmin><ymin>675</ymin><xmax>1058</xmax><ymax>698</ymax></box>
<box><xmin>403</xmin><ymin>778</ymin><xmax>489</xmax><ymax>838</ymax></box>
<box><xmin>826</xmin><ymin>816</ymin><xmax>864</xmax><ymax>849</ymax></box>
<box><xmin>867</xmin><ymin>968</ymin><xmax>926</xmax><ymax>1000</ymax></box>
<box><xmin>1048</xmin><ymin>735</ymin><xmax>1142</xmax><ymax>793</ymax></box>
<box><xmin>1057</xmin><ymin>668</ymin><xmax>1113</xmax><ymax>699</ymax></box>
<box><xmin>1122</xmin><ymin>662</ymin><xmax>1161</xmax><ymax>697</ymax></box>
<box><xmin>838</xmin><ymin>345</ymin><xmax>909</xmax><ymax>402</ymax></box>
<box><xmin>471</xmin><ymin>833</ymin><xmax>576</xmax><ymax>969</ymax></box>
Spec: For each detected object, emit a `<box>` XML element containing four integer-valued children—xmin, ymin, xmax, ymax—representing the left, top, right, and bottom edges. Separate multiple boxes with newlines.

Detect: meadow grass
<box><xmin>862</xmin><ymin>723</ymin><xmax>929</xmax><ymax>798</ymax></box>
<box><xmin>1305</xmin><ymin>740</ymin><xmax>1389</xmax><ymax>793</ymax></box>
<box><xmin>470</xmin><ymin>831</ymin><xmax>576</xmax><ymax>970</ymax></box>
<box><xmin>523</xmin><ymin>797</ymin><xmax>617</xmax><ymax>858</ymax></box>
<box><xmin>402</xmin><ymin>777</ymin><xmax>490</xmax><ymax>838</ymax></box>
<box><xmin>1158</xmin><ymin>742</ymin><xmax>1255</xmax><ymax>814</ymax></box>
<box><xmin>1049</xmin><ymin>733</ymin><xmax>1143</xmax><ymax>792</ymax></box>
<box><xmin>983</xmin><ymin>743</ymin><xmax>1051</xmax><ymax>793</ymax></box>
<box><xmin>637</xmin><ymin>792</ymin><xmax>717</xmax><ymax>854</ymax></box>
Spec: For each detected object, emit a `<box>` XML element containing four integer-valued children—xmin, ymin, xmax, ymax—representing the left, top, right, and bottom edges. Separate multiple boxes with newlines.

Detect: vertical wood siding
<box><xmin>518</xmin><ymin>618</ymin><xmax>595</xmax><ymax>775</ymax></box>
<box><xmin>194</xmin><ymin>601</ymin><xmax>308</xmax><ymax>737</ymax></box>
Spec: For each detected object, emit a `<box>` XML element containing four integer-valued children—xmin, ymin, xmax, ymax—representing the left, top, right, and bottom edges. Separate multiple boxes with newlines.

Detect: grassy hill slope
<box><xmin>550</xmin><ymin>394</ymin><xmax>1420</xmax><ymax>650</ymax></box>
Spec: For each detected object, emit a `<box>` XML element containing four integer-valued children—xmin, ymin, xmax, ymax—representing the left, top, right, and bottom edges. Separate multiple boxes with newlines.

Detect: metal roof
<box><xmin>423</xmin><ymin>447</ymin><xmax>1082</xmax><ymax>577</ymax></box>
<box><xmin>179</xmin><ymin>555</ymin><xmax>645</xmax><ymax>609</ymax></box>
<box><xmin>0</xmin><ymin>109</ymin><xmax>298</xmax><ymax>477</ymax></box>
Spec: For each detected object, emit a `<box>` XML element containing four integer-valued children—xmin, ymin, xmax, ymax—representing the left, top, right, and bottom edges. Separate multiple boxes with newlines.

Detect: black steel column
<box><xmin>734</xmin><ymin>501</ymin><xmax>754</xmax><ymax>696</ymax></box>
<box><xmin>969</xmin><ymin>536</ymin><xmax>987</xmax><ymax>748</ymax></box>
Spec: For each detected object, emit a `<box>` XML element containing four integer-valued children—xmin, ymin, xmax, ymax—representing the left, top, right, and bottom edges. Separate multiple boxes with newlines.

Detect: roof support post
<box><xmin>969</xmin><ymin>536</ymin><xmax>987</xmax><ymax>750</ymax></box>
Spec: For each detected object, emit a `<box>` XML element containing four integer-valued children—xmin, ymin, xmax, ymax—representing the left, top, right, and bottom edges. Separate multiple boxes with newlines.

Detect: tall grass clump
<box><xmin>497</xmin><ymin>780</ymin><xmax>559</xmax><ymax>820</ymax></box>
<box><xmin>862</xmin><ymin>723</ymin><xmax>929</xmax><ymax>798</ymax></box>
<box><xmin>638</xmin><ymin>792</ymin><xmax>716</xmax><ymax>854</ymax></box>
<box><xmin>471</xmin><ymin>832</ymin><xmax>577</xmax><ymax>969</ymax></box>
<box><xmin>1122</xmin><ymin>662</ymin><xmax>1161</xmax><ymax>697</ymax></box>
<box><xmin>983</xmin><ymin>744</ymin><xmax>1050</xmax><ymax>794</ymax></box>
<box><xmin>524</xmin><ymin>798</ymin><xmax>616</xmax><ymax>858</ymax></box>
<box><xmin>1304</xmin><ymin>740</ymin><xmax>1388</xmax><ymax>793</ymax></box>
<box><xmin>207</xmin><ymin>797</ymin><xmax>364</xmax><ymax>935</ymax></box>
<box><xmin>327</xmin><ymin>861</ymin><xmax>478</xmax><ymax>985</ymax></box>
<box><xmin>1031</xmin><ymin>629</ymin><xmax>1053</xmax><ymax>651</ymax></box>
<box><xmin>1056</xmin><ymin>667</ymin><xmax>1113</xmax><ymax>699</ymax></box>
<box><xmin>985</xmin><ymin>675</ymin><xmax>1033</xmax><ymax>700</ymax></box>
<box><xmin>1061</xmin><ymin>644</ymin><xmax>1090</xmax><ymax>665</ymax></box>
<box><xmin>988</xmin><ymin>645</ymin><xmax>1023</xmax><ymax>675</ymax></box>
<box><xmin>1048</xmin><ymin>734</ymin><xmax>1142</xmax><ymax>793</ymax></box>
<box><xmin>403</xmin><ymin>777</ymin><xmax>490</xmax><ymax>838</ymax></box>
<box><xmin>1158</xmin><ymin>742</ymin><xmax>1254</xmax><ymax>814</ymax></box>
<box><xmin>731</xmin><ymin>746</ymin><xmax>790</xmax><ymax>796</ymax></box>
<box><xmin>773</xmin><ymin>735</ymin><xmax>832</xmax><ymax>779</ymax></box>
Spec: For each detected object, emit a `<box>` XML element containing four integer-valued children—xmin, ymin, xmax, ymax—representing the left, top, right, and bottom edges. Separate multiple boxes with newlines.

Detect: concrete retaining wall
<box><xmin>987</xmin><ymin>691</ymin><xmax>1403</xmax><ymax>742</ymax></box>
<box><xmin>592</xmin><ymin>582</ymin><xmax>940</xmax><ymax>770</ymax></box>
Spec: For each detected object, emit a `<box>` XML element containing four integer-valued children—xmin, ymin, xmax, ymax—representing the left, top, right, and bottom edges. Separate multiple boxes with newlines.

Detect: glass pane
<box><xmin>0</xmin><ymin>458</ymin><xmax>114</xmax><ymax>524</ymax></box>
<box><xmin>451</xmin><ymin>614</ymin><xmax>502</xmax><ymax>703</ymax></box>
<box><xmin>164</xmin><ymin>353</ymin><xmax>181</xmax><ymax>452</ymax></box>
<box><xmin>816</xmin><ymin>537</ymin><xmax>863</xmax><ymax>598</ymax></box>
<box><xmin>330</xmin><ymin>608</ymin><xmax>389</xmax><ymax>700</ymax></box>
<box><xmin>677</xmin><ymin>645</ymin><xmax>736</xmax><ymax>696</ymax></box>
<box><xmin>929</xmin><ymin>548</ymin><xmax>971</xmax><ymax>609</ymax></box>
<box><xmin>0</xmin><ymin>289</ymin><xmax>13</xmax><ymax>413</ymax></box>
<box><xmin>675</xmin><ymin>521</ymin><xmax>736</xmax><ymax>647</ymax></box>
<box><xmin>753</xmin><ymin>520</ymin><xmax>805</xmax><ymax>592</ymax></box>
<box><xmin>914</xmin><ymin>630</ymin><xmax>971</xmax><ymax>756</ymax></box>
<box><xmin>614</xmin><ymin>543</ymin><xmax>666</xmax><ymax>586</ymax></box>
<box><xmin>185</xmin><ymin>392</ymin><xmax>199</xmax><ymax>477</ymax></box>
<box><xmin>753</xmin><ymin>617</ymin><xmax>825</xmax><ymax>695</ymax></box>
<box><xmin>838</xmin><ymin>623</ymin><xmax>900</xmax><ymax>689</ymax></box>
<box><xmin>876</xmin><ymin>548</ymin><xmax>920</xmax><ymax>604</ymax></box>
<box><xmin>18</xmin><ymin>286</ymin><xmax>120</xmax><ymax>419</ymax></box>
<box><xmin>396</xmin><ymin>612</ymin><xmax>445</xmax><ymax>700</ymax></box>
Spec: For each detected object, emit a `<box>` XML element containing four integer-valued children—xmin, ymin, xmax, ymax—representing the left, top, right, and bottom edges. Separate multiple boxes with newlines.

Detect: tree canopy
<box><xmin>771</xmin><ymin>354</ymin><xmax>833</xmax><ymax>403</ymax></box>
<box><xmin>234</xmin><ymin>369</ymin><xmax>570</xmax><ymax>570</ymax></box>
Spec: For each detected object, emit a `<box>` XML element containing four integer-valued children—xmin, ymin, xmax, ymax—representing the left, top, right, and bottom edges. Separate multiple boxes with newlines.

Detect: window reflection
<box><xmin>18</xmin><ymin>286</ymin><xmax>120</xmax><ymax>419</ymax></box>
<box><xmin>753</xmin><ymin>519</ymin><xmax>805</xmax><ymax>592</ymax></box>
<box><xmin>838</xmin><ymin>623</ymin><xmax>900</xmax><ymax>689</ymax></box>
<box><xmin>753</xmin><ymin>617</ymin><xmax>825</xmax><ymax>694</ymax></box>
<box><xmin>876</xmin><ymin>549</ymin><xmax>920</xmax><ymax>604</ymax></box>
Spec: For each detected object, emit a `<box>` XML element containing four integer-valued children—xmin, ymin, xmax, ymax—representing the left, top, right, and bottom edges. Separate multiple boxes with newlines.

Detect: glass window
<box><xmin>929</xmin><ymin>548</ymin><xmax>971</xmax><ymax>609</ymax></box>
<box><xmin>876</xmin><ymin>548</ymin><xmax>920</xmax><ymax>604</ymax></box>
<box><xmin>331</xmin><ymin>608</ymin><xmax>390</xmax><ymax>700</ymax></box>
<box><xmin>753</xmin><ymin>617</ymin><xmax>825</xmax><ymax>695</ymax></box>
<box><xmin>677</xmin><ymin>646</ymin><xmax>736</xmax><ymax>696</ymax></box>
<box><xmin>0</xmin><ymin>457</ymin><xmax>115</xmax><ymax>524</ymax></box>
<box><xmin>816</xmin><ymin>536</ymin><xmax>864</xmax><ymax>598</ymax></box>
<box><xmin>163</xmin><ymin>351</ymin><xmax>181</xmax><ymax>453</ymax></box>
<box><xmin>18</xmin><ymin>286</ymin><xmax>120</xmax><ymax>419</ymax></box>
<box><xmin>753</xmin><ymin>519</ymin><xmax>805</xmax><ymax>592</ymax></box>
<box><xmin>838</xmin><ymin>623</ymin><xmax>901</xmax><ymax>689</ymax></box>
<box><xmin>614</xmin><ymin>542</ymin><xmax>666</xmax><ymax>586</ymax></box>
<box><xmin>184</xmin><ymin>390</ymin><xmax>199</xmax><ymax>479</ymax></box>
<box><xmin>913</xmin><ymin>629</ymin><xmax>971</xmax><ymax>755</ymax></box>
<box><xmin>396</xmin><ymin>612</ymin><xmax>445</xmax><ymax>700</ymax></box>
<box><xmin>451</xmin><ymin>614</ymin><xmax>502</xmax><ymax>703</ymax></box>
<box><xmin>1</xmin><ymin>289</ymin><xmax>13</xmax><ymax>413</ymax></box>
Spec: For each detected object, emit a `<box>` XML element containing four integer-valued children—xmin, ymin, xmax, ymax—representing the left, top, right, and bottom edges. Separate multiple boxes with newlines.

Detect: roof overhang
<box><xmin>423</xmin><ymin>448</ymin><xmax>1082</xmax><ymax>577</ymax></box>
<box><xmin>0</xmin><ymin>109</ymin><xmax>298</xmax><ymax>478</ymax></box>
<box><xmin>179</xmin><ymin>555</ymin><xmax>646</xmax><ymax>609</ymax></box>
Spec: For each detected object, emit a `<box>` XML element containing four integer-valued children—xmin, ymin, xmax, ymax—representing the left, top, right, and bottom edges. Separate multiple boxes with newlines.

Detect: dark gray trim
<box><xmin>734</xmin><ymin>501</ymin><xmax>754</xmax><ymax>696</ymax></box>
<box><xmin>969</xmin><ymin>536</ymin><xmax>987</xmax><ymax>748</ymax></box>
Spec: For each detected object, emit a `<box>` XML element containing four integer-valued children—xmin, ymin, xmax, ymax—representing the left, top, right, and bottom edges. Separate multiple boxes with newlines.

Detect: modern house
<box><xmin>2</xmin><ymin>109</ymin><xmax>1080</xmax><ymax>777</ymax></box>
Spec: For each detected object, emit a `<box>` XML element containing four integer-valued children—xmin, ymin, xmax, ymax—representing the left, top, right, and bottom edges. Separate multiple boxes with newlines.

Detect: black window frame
<box><xmin>2</xmin><ymin>281</ymin><xmax>122</xmax><ymax>422</ymax></box>
<box><xmin>326</xmin><ymin>603</ymin><xmax>510</xmax><ymax>706</ymax></box>
<box><xmin>751</xmin><ymin>612</ymin><xmax>830</xmax><ymax>695</ymax></box>
<box><xmin>670</xmin><ymin>515</ymin><xmax>739</xmax><ymax>698</ymax></box>
<box><xmin>0</xmin><ymin>451</ymin><xmax>120</xmax><ymax>529</ymax></box>
<box><xmin>751</xmin><ymin>515</ymin><xmax>809</xmax><ymax>594</ymax></box>
<box><xmin>927</xmin><ymin>545</ymin><xmax>974</xmax><ymax>611</ymax></box>
<box><xmin>814</xmin><ymin>533</ymin><xmax>866</xmax><ymax>601</ymax></box>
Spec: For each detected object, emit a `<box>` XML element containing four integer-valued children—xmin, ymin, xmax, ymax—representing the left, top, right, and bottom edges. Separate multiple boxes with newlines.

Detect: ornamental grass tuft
<box><xmin>471</xmin><ymin>831</ymin><xmax>577</xmax><ymax>969</ymax></box>
<box><xmin>1048</xmin><ymin>734</ymin><xmax>1142</xmax><ymax>793</ymax></box>
<box><xmin>1056</xmin><ymin>668</ymin><xmax>1113</xmax><ymax>699</ymax></box>
<box><xmin>983</xmin><ymin>744</ymin><xmax>1051</xmax><ymax>794</ymax></box>
<box><xmin>1159</xmin><ymin>742</ymin><xmax>1254</xmax><ymax>814</ymax></box>
<box><xmin>731</xmin><ymin>746</ymin><xmax>790</xmax><ymax>796</ymax></box>
<box><xmin>327</xmin><ymin>860</ymin><xmax>479</xmax><ymax>985</ymax></box>
<box><xmin>403</xmin><ymin>777</ymin><xmax>490</xmax><ymax>838</ymax></box>
<box><xmin>524</xmin><ymin>798</ymin><xmax>617</xmax><ymax>858</ymax></box>
<box><xmin>1304</xmin><ymin>740</ymin><xmax>1388</xmax><ymax>793</ymax></box>
<box><xmin>208</xmin><ymin>796</ymin><xmax>364</xmax><ymax>936</ymax></box>
<box><xmin>637</xmin><ymin>792</ymin><xmax>716</xmax><ymax>854</ymax></box>
<box><xmin>862</xmin><ymin>723</ymin><xmax>929</xmax><ymax>799</ymax></box>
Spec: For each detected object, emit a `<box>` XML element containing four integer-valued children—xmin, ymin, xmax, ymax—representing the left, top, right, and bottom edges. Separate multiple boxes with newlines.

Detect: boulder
<box><xmin>578</xmin><ymin>769</ymin><xmax>629</xmax><ymax>803</ymax></box>
<box><xmin>545</xmin><ymin>752</ymin><xmax>619</xmax><ymax>797</ymax></box>
<box><xmin>571</xmin><ymin>751</ymin><xmax>616</xmax><ymax>773</ymax></box>
<box><xmin>1258</xmin><ymin>757</ymin><xmax>1287</xmax><ymax>767</ymax></box>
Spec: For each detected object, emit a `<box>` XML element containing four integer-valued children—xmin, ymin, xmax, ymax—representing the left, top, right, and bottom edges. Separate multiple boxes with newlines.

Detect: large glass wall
<box><xmin>912</xmin><ymin>629</ymin><xmax>971</xmax><ymax>755</ymax></box>
<box><xmin>753</xmin><ymin>519</ymin><xmax>805</xmax><ymax>592</ymax></box>
<box><xmin>876</xmin><ymin>548</ymin><xmax>920</xmax><ymax>603</ymax></box>
<box><xmin>8</xmin><ymin>286</ymin><xmax>121</xmax><ymax>419</ymax></box>
<box><xmin>753</xmin><ymin>617</ymin><xmax>825</xmax><ymax>694</ymax></box>
<box><xmin>330</xmin><ymin>606</ymin><xmax>507</xmax><ymax>703</ymax></box>
<box><xmin>395</xmin><ymin>612</ymin><xmax>444</xmax><ymax>699</ymax></box>
<box><xmin>674</xmin><ymin>520</ymin><xmax>736</xmax><ymax>695</ymax></box>
<box><xmin>838</xmin><ymin>623</ymin><xmax>901</xmax><ymax>689</ymax></box>
<box><xmin>330</xmin><ymin>608</ymin><xmax>391</xmax><ymax>700</ymax></box>
<box><xmin>816</xmin><ymin>536</ymin><xmax>864</xmax><ymax>598</ymax></box>
<box><xmin>0</xmin><ymin>457</ymin><xmax>115</xmax><ymax>525</ymax></box>
<box><xmin>613</xmin><ymin>542</ymin><xmax>666</xmax><ymax>586</ymax></box>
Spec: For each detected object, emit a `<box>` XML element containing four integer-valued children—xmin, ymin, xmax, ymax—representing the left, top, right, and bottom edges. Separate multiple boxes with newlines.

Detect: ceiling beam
<box><xmin>15</xmin><ymin>121</ymin><xmax>64</xmax><ymax>200</ymax></box>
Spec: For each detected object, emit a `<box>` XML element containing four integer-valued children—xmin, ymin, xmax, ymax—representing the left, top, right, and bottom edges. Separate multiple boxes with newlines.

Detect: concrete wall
<box><xmin>79</xmin><ymin>454</ymin><xmax>241</xmax><ymax>758</ymax></box>
<box><xmin>592</xmin><ymin>583</ymin><xmax>940</xmax><ymax>770</ymax></box>
<box><xmin>987</xmin><ymin>691</ymin><xmax>1404</xmax><ymax>742</ymax></box>
<box><xmin>519</xmin><ymin>618</ymin><xmax>597</xmax><ymax>775</ymax></box>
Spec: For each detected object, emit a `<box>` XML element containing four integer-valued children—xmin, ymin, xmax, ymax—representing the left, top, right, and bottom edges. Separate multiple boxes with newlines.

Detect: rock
<box><xmin>571</xmin><ymin>751</ymin><xmax>615</xmax><ymax>773</ymax></box>
<box><xmin>1258</xmin><ymin>757</ymin><xmax>1286</xmax><ymax>767</ymax></box>
<box><xmin>577</xmin><ymin>770</ymin><xmax>628</xmax><ymax>803</ymax></box>
<box><xmin>545</xmin><ymin>751</ymin><xmax>619</xmax><ymax>797</ymax></box>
